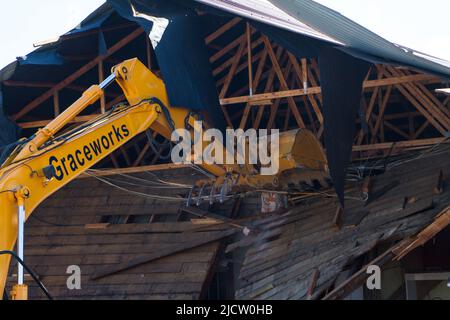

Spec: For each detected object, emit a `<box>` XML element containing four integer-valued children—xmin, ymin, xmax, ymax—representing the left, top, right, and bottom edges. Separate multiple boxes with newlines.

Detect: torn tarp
<box><xmin>18</xmin><ymin>48</ymin><xmax>64</xmax><ymax>66</ymax></box>
<box><xmin>108</xmin><ymin>0</ymin><xmax>226</xmax><ymax>130</ymax></box>
<box><xmin>0</xmin><ymin>87</ymin><xmax>21</xmax><ymax>147</ymax></box>
<box><xmin>318</xmin><ymin>48</ymin><xmax>370</xmax><ymax>205</ymax></box>
<box><xmin>256</xmin><ymin>22</ymin><xmax>371</xmax><ymax>206</ymax></box>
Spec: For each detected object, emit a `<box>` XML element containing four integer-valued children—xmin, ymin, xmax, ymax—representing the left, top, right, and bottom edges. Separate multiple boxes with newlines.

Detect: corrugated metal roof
<box><xmin>267</xmin><ymin>0</ymin><xmax>450</xmax><ymax>78</ymax></box>
<box><xmin>194</xmin><ymin>0</ymin><xmax>341</xmax><ymax>44</ymax></box>
<box><xmin>191</xmin><ymin>0</ymin><xmax>450</xmax><ymax>78</ymax></box>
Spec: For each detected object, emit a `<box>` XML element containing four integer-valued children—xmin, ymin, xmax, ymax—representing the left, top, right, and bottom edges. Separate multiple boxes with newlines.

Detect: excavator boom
<box><xmin>0</xmin><ymin>58</ymin><xmax>327</xmax><ymax>299</ymax></box>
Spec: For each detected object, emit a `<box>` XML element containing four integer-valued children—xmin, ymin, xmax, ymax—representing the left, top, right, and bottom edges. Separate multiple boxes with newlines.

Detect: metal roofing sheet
<box><xmin>267</xmin><ymin>0</ymin><xmax>450</xmax><ymax>78</ymax></box>
<box><xmin>194</xmin><ymin>0</ymin><xmax>341</xmax><ymax>44</ymax></box>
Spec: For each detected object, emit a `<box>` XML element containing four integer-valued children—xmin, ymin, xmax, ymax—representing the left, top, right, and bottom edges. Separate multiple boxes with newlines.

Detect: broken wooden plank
<box><xmin>306</xmin><ymin>268</ymin><xmax>320</xmax><ymax>299</ymax></box>
<box><xmin>322</xmin><ymin>238</ymin><xmax>412</xmax><ymax>300</ymax></box>
<box><xmin>394</xmin><ymin>206</ymin><xmax>450</xmax><ymax>260</ymax></box>
<box><xmin>182</xmin><ymin>206</ymin><xmax>251</xmax><ymax>232</ymax></box>
<box><xmin>362</xmin><ymin>176</ymin><xmax>372</xmax><ymax>196</ymax></box>
<box><xmin>191</xmin><ymin>218</ymin><xmax>221</xmax><ymax>225</ymax></box>
<box><xmin>333</xmin><ymin>206</ymin><xmax>344</xmax><ymax>230</ymax></box>
<box><xmin>91</xmin><ymin>229</ymin><xmax>237</xmax><ymax>280</ymax></box>
<box><xmin>84</xmin><ymin>223</ymin><xmax>110</xmax><ymax>230</ymax></box>
<box><xmin>12</xmin><ymin>28</ymin><xmax>145</xmax><ymax>121</ymax></box>
<box><xmin>434</xmin><ymin>170</ymin><xmax>444</xmax><ymax>195</ymax></box>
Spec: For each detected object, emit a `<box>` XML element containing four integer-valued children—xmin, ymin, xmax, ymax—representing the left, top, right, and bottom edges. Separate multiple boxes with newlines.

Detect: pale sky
<box><xmin>0</xmin><ymin>0</ymin><xmax>105</xmax><ymax>68</ymax></box>
<box><xmin>0</xmin><ymin>0</ymin><xmax>449</xmax><ymax>69</ymax></box>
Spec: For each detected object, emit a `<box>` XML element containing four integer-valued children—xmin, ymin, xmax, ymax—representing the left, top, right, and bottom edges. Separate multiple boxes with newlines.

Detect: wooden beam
<box><xmin>133</xmin><ymin>142</ymin><xmax>151</xmax><ymax>167</ymax></box>
<box><xmin>323</xmin><ymin>238</ymin><xmax>413</xmax><ymax>300</ymax></box>
<box><xmin>371</xmin><ymin>86</ymin><xmax>392</xmax><ymax>144</ymax></box>
<box><xmin>266</xmin><ymin>99</ymin><xmax>282</xmax><ymax>130</ymax></box>
<box><xmin>247</xmin><ymin>49</ymin><xmax>270</xmax><ymax>129</ymax></box>
<box><xmin>266</xmin><ymin>49</ymin><xmax>288</xmax><ymax>129</ymax></box>
<box><xmin>216</xmin><ymin>50</ymin><xmax>265</xmax><ymax>88</ymax></box>
<box><xmin>352</xmin><ymin>137</ymin><xmax>447</xmax><ymax>152</ymax></box>
<box><xmin>53</xmin><ymin>91</ymin><xmax>60</xmax><ymax>117</ymax></box>
<box><xmin>333</xmin><ymin>206</ymin><xmax>344</xmax><ymax>230</ymax></box>
<box><xmin>413</xmin><ymin>119</ymin><xmax>430</xmax><ymax>139</ymax></box>
<box><xmin>357</xmin><ymin>68</ymin><xmax>384</xmax><ymax>144</ymax></box>
<box><xmin>220</xmin><ymin>73</ymin><xmax>443</xmax><ymax>106</ymax></box>
<box><xmin>394</xmin><ymin>207</ymin><xmax>450</xmax><ymax>260</ymax></box>
<box><xmin>263</xmin><ymin>36</ymin><xmax>305</xmax><ymax>128</ymax></box>
<box><xmin>182</xmin><ymin>206</ymin><xmax>250</xmax><ymax>231</ymax></box>
<box><xmin>214</xmin><ymin>36</ymin><xmax>264</xmax><ymax>77</ymax></box>
<box><xmin>301</xmin><ymin>58</ymin><xmax>308</xmax><ymax>90</ymax></box>
<box><xmin>387</xmin><ymin>67</ymin><xmax>450</xmax><ymax>130</ymax></box>
<box><xmin>306</xmin><ymin>268</ymin><xmax>320</xmax><ymax>299</ymax></box>
<box><xmin>12</xmin><ymin>28</ymin><xmax>144</xmax><ymax>121</ymax></box>
<box><xmin>434</xmin><ymin>170</ymin><xmax>444</xmax><ymax>195</ymax></box>
<box><xmin>17</xmin><ymin>95</ymin><xmax>124</xmax><ymax>129</ymax></box>
<box><xmin>383</xmin><ymin>70</ymin><xmax>447</xmax><ymax>136</ymax></box>
<box><xmin>384</xmin><ymin>120</ymin><xmax>411</xmax><ymax>140</ymax></box>
<box><xmin>3</xmin><ymin>80</ymin><xmax>118</xmax><ymax>98</ymax></box>
<box><xmin>18</xmin><ymin>114</ymin><xmax>100</xmax><ymax>129</ymax></box>
<box><xmin>119</xmin><ymin>146</ymin><xmax>131</xmax><ymax>167</ymax></box>
<box><xmin>205</xmin><ymin>17</ymin><xmax>241</xmax><ymax>44</ymax></box>
<box><xmin>221</xmin><ymin>86</ymin><xmax>322</xmax><ymax>105</ymax></box>
<box><xmin>402</xmin><ymin>69</ymin><xmax>450</xmax><ymax>118</ymax></box>
<box><xmin>209</xmin><ymin>29</ymin><xmax>257</xmax><ymax>64</ymax></box>
<box><xmin>288</xmin><ymin>53</ymin><xmax>323</xmax><ymax>125</ymax></box>
<box><xmin>246</xmin><ymin>23</ymin><xmax>254</xmax><ymax>97</ymax></box>
<box><xmin>253</xmin><ymin>48</ymin><xmax>281</xmax><ymax>129</ymax></box>
<box><xmin>219</xmin><ymin>38</ymin><xmax>246</xmax><ymax>99</ymax></box>
<box><xmin>91</xmin><ymin>229</ymin><xmax>237</xmax><ymax>280</ymax></box>
<box><xmin>239</xmin><ymin>103</ymin><xmax>252</xmax><ymax>129</ymax></box>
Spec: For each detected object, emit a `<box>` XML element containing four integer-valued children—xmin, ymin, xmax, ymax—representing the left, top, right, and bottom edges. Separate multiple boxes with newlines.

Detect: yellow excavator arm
<box><xmin>0</xmin><ymin>58</ymin><xmax>327</xmax><ymax>300</ymax></box>
<box><xmin>0</xmin><ymin>58</ymin><xmax>224</xmax><ymax>299</ymax></box>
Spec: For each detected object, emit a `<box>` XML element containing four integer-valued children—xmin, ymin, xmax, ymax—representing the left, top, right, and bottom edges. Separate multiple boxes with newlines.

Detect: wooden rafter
<box><xmin>263</xmin><ymin>36</ymin><xmax>305</xmax><ymax>128</ymax></box>
<box><xmin>220</xmin><ymin>73</ymin><xmax>442</xmax><ymax>106</ymax></box>
<box><xmin>12</xmin><ymin>28</ymin><xmax>145</xmax><ymax>121</ymax></box>
<box><xmin>205</xmin><ymin>17</ymin><xmax>241</xmax><ymax>45</ymax></box>
<box><xmin>9</xmin><ymin>16</ymin><xmax>450</xmax><ymax>168</ymax></box>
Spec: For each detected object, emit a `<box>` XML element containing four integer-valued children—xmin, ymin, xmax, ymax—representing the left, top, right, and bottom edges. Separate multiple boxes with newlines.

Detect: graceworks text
<box><xmin>49</xmin><ymin>124</ymin><xmax>130</xmax><ymax>181</ymax></box>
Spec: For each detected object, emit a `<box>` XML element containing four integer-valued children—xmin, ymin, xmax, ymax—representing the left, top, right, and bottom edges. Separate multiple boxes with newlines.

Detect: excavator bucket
<box><xmin>278</xmin><ymin>129</ymin><xmax>327</xmax><ymax>172</ymax></box>
<box><xmin>276</xmin><ymin>129</ymin><xmax>330</xmax><ymax>191</ymax></box>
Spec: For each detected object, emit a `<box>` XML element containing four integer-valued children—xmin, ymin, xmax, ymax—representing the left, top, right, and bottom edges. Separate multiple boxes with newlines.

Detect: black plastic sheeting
<box><xmin>318</xmin><ymin>48</ymin><xmax>371</xmax><ymax>205</ymax></box>
<box><xmin>108</xmin><ymin>0</ymin><xmax>226</xmax><ymax>130</ymax></box>
<box><xmin>253</xmin><ymin>21</ymin><xmax>325</xmax><ymax>59</ymax></box>
<box><xmin>255</xmin><ymin>21</ymin><xmax>372</xmax><ymax>205</ymax></box>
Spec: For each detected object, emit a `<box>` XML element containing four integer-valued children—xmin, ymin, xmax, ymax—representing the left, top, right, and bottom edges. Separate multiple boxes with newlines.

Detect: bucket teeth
<box><xmin>279</xmin><ymin>168</ymin><xmax>330</xmax><ymax>193</ymax></box>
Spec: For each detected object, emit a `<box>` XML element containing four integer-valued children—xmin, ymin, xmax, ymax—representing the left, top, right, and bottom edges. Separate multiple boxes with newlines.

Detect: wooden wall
<box><xmin>6</xmin><ymin>168</ymin><xmax>234</xmax><ymax>300</ymax></box>
<box><xmin>231</xmin><ymin>149</ymin><xmax>450</xmax><ymax>299</ymax></box>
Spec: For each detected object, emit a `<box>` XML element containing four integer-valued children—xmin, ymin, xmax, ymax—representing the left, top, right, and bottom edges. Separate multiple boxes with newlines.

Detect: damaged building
<box><xmin>0</xmin><ymin>0</ymin><xmax>449</xmax><ymax>300</ymax></box>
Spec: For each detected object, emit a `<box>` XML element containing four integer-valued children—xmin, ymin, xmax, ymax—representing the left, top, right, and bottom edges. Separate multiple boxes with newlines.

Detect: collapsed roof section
<box><xmin>268</xmin><ymin>0</ymin><xmax>450</xmax><ymax>76</ymax></box>
<box><xmin>11</xmin><ymin>141</ymin><xmax>450</xmax><ymax>300</ymax></box>
<box><xmin>194</xmin><ymin>0</ymin><xmax>341</xmax><ymax>44</ymax></box>
<box><xmin>0</xmin><ymin>0</ymin><xmax>449</xmax><ymax>205</ymax></box>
